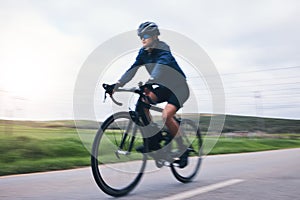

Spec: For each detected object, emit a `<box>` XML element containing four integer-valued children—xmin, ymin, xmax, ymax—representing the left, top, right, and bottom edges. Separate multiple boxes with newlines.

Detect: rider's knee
<box><xmin>162</xmin><ymin>111</ymin><xmax>173</xmax><ymax>122</ymax></box>
<box><xmin>143</xmin><ymin>91</ymin><xmax>157</xmax><ymax>104</ymax></box>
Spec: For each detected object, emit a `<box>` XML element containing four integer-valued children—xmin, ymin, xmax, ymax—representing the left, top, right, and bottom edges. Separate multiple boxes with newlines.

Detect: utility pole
<box><xmin>0</xmin><ymin>90</ymin><xmax>26</xmax><ymax>135</ymax></box>
<box><xmin>0</xmin><ymin>89</ymin><xmax>8</xmax><ymax>134</ymax></box>
<box><xmin>254</xmin><ymin>91</ymin><xmax>265</xmax><ymax>132</ymax></box>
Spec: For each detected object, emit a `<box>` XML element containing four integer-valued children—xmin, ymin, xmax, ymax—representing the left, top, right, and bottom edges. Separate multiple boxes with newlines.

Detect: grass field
<box><xmin>0</xmin><ymin>124</ymin><xmax>90</xmax><ymax>176</ymax></box>
<box><xmin>209</xmin><ymin>137</ymin><xmax>300</xmax><ymax>154</ymax></box>
<box><xmin>0</xmin><ymin>119</ymin><xmax>299</xmax><ymax>176</ymax></box>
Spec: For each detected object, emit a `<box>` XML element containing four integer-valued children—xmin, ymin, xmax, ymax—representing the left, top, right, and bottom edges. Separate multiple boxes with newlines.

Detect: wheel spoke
<box><xmin>91</xmin><ymin>112</ymin><xmax>147</xmax><ymax>197</ymax></box>
<box><xmin>171</xmin><ymin>119</ymin><xmax>202</xmax><ymax>183</ymax></box>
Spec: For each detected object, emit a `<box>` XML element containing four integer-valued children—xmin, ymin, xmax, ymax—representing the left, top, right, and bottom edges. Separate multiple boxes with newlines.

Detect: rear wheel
<box><xmin>171</xmin><ymin>119</ymin><xmax>203</xmax><ymax>183</ymax></box>
<box><xmin>91</xmin><ymin>112</ymin><xmax>147</xmax><ymax>197</ymax></box>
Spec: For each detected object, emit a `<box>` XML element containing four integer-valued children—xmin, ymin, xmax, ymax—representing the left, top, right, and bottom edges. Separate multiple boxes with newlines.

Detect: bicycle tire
<box><xmin>170</xmin><ymin>119</ymin><xmax>203</xmax><ymax>183</ymax></box>
<box><xmin>91</xmin><ymin>112</ymin><xmax>147</xmax><ymax>197</ymax></box>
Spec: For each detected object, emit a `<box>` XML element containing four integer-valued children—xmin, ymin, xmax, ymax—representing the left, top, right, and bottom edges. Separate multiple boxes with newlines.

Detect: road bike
<box><xmin>91</xmin><ymin>83</ymin><xmax>203</xmax><ymax>197</ymax></box>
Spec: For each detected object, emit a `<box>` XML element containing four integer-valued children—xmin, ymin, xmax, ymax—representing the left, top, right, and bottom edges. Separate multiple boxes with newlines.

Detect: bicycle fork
<box><xmin>115</xmin><ymin>120</ymin><xmax>138</xmax><ymax>158</ymax></box>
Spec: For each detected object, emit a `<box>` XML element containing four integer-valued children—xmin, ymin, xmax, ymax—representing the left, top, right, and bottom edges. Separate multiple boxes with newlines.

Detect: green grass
<box><xmin>208</xmin><ymin>137</ymin><xmax>300</xmax><ymax>155</ymax></box>
<box><xmin>0</xmin><ymin>120</ymin><xmax>300</xmax><ymax>176</ymax></box>
<box><xmin>0</xmin><ymin>124</ymin><xmax>91</xmax><ymax>176</ymax></box>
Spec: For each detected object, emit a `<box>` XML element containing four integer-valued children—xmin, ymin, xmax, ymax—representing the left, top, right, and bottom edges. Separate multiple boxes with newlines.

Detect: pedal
<box><xmin>155</xmin><ymin>159</ymin><xmax>172</xmax><ymax>168</ymax></box>
<box><xmin>172</xmin><ymin>158</ymin><xmax>181</xmax><ymax>167</ymax></box>
<box><xmin>115</xmin><ymin>150</ymin><xmax>130</xmax><ymax>159</ymax></box>
<box><xmin>172</xmin><ymin>162</ymin><xmax>180</xmax><ymax>167</ymax></box>
<box><xmin>155</xmin><ymin>159</ymin><xmax>164</xmax><ymax>168</ymax></box>
<box><xmin>163</xmin><ymin>161</ymin><xmax>171</xmax><ymax>167</ymax></box>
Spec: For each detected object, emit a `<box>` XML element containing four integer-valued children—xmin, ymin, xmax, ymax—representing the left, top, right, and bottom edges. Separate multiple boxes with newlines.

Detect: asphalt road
<box><xmin>1</xmin><ymin>148</ymin><xmax>299</xmax><ymax>200</ymax></box>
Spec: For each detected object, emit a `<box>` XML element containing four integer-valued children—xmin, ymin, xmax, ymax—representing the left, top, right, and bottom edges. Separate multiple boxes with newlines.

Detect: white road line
<box><xmin>160</xmin><ymin>179</ymin><xmax>245</xmax><ymax>200</ymax></box>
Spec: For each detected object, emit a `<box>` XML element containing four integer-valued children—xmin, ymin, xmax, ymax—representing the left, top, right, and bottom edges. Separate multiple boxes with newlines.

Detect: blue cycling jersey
<box><xmin>118</xmin><ymin>41</ymin><xmax>187</xmax><ymax>88</ymax></box>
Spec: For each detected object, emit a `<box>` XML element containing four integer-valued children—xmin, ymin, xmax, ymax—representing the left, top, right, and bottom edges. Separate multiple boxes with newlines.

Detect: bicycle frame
<box><xmin>113</xmin><ymin>86</ymin><xmax>164</xmax><ymax>156</ymax></box>
<box><xmin>92</xmin><ymin>84</ymin><xmax>203</xmax><ymax>197</ymax></box>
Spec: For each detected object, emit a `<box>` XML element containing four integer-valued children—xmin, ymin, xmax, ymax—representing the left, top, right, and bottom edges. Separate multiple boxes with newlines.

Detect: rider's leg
<box><xmin>143</xmin><ymin>89</ymin><xmax>158</xmax><ymax>122</ymax></box>
<box><xmin>136</xmin><ymin>90</ymin><xmax>162</xmax><ymax>153</ymax></box>
<box><xmin>162</xmin><ymin>104</ymin><xmax>184</xmax><ymax>146</ymax></box>
<box><xmin>145</xmin><ymin>91</ymin><xmax>184</xmax><ymax>147</ymax></box>
<box><xmin>163</xmin><ymin>103</ymin><xmax>188</xmax><ymax>168</ymax></box>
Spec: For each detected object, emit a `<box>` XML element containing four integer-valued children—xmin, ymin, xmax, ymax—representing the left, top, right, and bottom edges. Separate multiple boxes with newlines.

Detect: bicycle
<box><xmin>91</xmin><ymin>83</ymin><xmax>203</xmax><ymax>197</ymax></box>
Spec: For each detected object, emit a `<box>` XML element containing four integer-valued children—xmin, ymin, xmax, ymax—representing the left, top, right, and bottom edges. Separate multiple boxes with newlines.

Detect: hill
<box><xmin>0</xmin><ymin>114</ymin><xmax>299</xmax><ymax>134</ymax></box>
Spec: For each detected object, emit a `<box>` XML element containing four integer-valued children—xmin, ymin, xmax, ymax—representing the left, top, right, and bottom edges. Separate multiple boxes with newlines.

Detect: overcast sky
<box><xmin>0</xmin><ymin>0</ymin><xmax>299</xmax><ymax>120</ymax></box>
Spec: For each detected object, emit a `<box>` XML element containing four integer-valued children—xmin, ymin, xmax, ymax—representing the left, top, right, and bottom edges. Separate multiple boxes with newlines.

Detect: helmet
<box><xmin>137</xmin><ymin>22</ymin><xmax>160</xmax><ymax>37</ymax></box>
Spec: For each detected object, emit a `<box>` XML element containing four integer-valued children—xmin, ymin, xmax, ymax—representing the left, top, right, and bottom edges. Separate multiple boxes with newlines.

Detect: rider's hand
<box><xmin>141</xmin><ymin>82</ymin><xmax>153</xmax><ymax>95</ymax></box>
<box><xmin>111</xmin><ymin>82</ymin><xmax>121</xmax><ymax>95</ymax></box>
<box><xmin>103</xmin><ymin>83</ymin><xmax>120</xmax><ymax>96</ymax></box>
<box><xmin>143</xmin><ymin>86</ymin><xmax>151</xmax><ymax>95</ymax></box>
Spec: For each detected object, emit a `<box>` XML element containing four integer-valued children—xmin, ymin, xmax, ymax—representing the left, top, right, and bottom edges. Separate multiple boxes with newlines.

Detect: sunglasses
<box><xmin>140</xmin><ymin>34</ymin><xmax>152</xmax><ymax>40</ymax></box>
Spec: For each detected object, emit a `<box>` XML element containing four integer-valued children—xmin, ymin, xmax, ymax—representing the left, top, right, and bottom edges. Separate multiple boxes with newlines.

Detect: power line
<box><xmin>188</xmin><ymin>65</ymin><xmax>300</xmax><ymax>78</ymax></box>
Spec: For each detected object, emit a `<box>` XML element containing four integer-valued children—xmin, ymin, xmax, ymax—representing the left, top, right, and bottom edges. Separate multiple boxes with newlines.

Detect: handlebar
<box><xmin>102</xmin><ymin>83</ymin><xmax>145</xmax><ymax>106</ymax></box>
<box><xmin>102</xmin><ymin>83</ymin><xmax>164</xmax><ymax>113</ymax></box>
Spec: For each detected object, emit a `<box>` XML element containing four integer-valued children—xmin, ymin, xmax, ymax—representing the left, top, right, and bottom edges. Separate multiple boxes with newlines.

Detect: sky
<box><xmin>0</xmin><ymin>0</ymin><xmax>299</xmax><ymax>120</ymax></box>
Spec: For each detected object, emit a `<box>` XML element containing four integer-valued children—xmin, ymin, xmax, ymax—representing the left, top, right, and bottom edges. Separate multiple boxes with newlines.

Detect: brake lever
<box><xmin>103</xmin><ymin>91</ymin><xmax>123</xmax><ymax>106</ymax></box>
<box><xmin>103</xmin><ymin>92</ymin><xmax>108</xmax><ymax>103</ymax></box>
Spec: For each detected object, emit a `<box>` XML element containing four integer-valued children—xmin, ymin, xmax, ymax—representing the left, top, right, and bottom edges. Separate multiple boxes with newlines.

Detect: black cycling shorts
<box><xmin>151</xmin><ymin>83</ymin><xmax>189</xmax><ymax>110</ymax></box>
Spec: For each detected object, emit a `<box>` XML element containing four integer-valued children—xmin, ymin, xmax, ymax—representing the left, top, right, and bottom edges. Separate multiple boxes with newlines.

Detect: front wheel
<box><xmin>91</xmin><ymin>112</ymin><xmax>147</xmax><ymax>197</ymax></box>
<box><xmin>171</xmin><ymin>119</ymin><xmax>203</xmax><ymax>183</ymax></box>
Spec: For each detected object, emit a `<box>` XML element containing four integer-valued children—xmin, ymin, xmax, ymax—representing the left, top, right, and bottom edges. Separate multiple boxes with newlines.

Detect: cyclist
<box><xmin>112</xmin><ymin>22</ymin><xmax>190</xmax><ymax>168</ymax></box>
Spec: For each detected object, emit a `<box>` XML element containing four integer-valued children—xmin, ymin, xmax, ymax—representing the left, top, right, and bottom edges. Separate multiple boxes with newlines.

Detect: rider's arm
<box><xmin>149</xmin><ymin>50</ymin><xmax>171</xmax><ymax>81</ymax></box>
<box><xmin>148</xmin><ymin>50</ymin><xmax>187</xmax><ymax>88</ymax></box>
<box><xmin>117</xmin><ymin>49</ymin><xmax>144</xmax><ymax>87</ymax></box>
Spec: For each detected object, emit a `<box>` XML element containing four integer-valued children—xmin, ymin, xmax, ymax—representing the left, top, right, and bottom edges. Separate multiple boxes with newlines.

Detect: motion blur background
<box><xmin>0</xmin><ymin>0</ymin><xmax>299</xmax><ymax>120</ymax></box>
